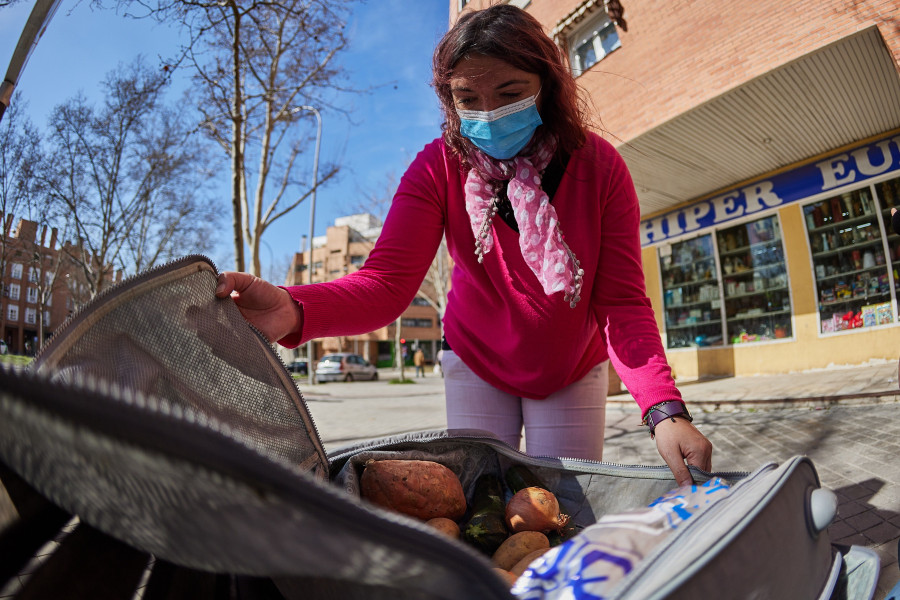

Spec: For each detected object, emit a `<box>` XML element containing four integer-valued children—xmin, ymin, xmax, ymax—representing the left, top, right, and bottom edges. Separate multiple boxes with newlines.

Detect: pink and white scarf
<box><xmin>464</xmin><ymin>137</ymin><xmax>583</xmax><ymax>307</ymax></box>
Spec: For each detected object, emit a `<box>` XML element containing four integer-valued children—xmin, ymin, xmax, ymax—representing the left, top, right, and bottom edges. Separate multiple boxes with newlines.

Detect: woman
<box><xmin>215</xmin><ymin>5</ymin><xmax>712</xmax><ymax>486</ymax></box>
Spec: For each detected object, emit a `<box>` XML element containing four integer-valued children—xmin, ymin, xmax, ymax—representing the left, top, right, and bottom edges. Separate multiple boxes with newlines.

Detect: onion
<box><xmin>505</xmin><ymin>487</ymin><xmax>570</xmax><ymax>533</ymax></box>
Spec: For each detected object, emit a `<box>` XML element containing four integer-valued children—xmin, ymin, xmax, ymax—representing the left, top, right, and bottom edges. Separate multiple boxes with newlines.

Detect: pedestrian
<box><xmin>215</xmin><ymin>4</ymin><xmax>712</xmax><ymax>486</ymax></box>
<box><xmin>414</xmin><ymin>348</ymin><xmax>426</xmax><ymax>378</ymax></box>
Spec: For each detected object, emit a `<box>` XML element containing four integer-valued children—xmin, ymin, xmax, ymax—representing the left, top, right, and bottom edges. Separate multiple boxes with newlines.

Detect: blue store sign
<box><xmin>641</xmin><ymin>133</ymin><xmax>900</xmax><ymax>246</ymax></box>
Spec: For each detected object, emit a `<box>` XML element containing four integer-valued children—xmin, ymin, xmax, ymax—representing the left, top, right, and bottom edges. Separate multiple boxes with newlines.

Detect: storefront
<box><xmin>640</xmin><ymin>130</ymin><xmax>900</xmax><ymax>378</ymax></box>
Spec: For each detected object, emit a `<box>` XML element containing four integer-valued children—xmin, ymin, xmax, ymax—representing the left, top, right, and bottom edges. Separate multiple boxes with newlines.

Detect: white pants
<box><xmin>442</xmin><ymin>350</ymin><xmax>608</xmax><ymax>461</ymax></box>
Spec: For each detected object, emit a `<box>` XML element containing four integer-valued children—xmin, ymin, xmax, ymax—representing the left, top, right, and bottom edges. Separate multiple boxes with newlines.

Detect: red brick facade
<box><xmin>453</xmin><ymin>1</ymin><xmax>900</xmax><ymax>145</ymax></box>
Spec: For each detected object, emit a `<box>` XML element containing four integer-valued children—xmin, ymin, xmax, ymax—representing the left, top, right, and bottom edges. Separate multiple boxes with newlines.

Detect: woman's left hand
<box><xmin>652</xmin><ymin>418</ymin><xmax>713</xmax><ymax>487</ymax></box>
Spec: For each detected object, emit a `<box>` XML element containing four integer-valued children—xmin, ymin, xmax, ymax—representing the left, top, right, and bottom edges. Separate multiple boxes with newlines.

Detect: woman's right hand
<box><xmin>215</xmin><ymin>272</ymin><xmax>303</xmax><ymax>342</ymax></box>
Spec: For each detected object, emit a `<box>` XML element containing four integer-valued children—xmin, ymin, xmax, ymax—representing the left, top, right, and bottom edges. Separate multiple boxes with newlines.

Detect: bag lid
<box><xmin>31</xmin><ymin>254</ymin><xmax>329</xmax><ymax>479</ymax></box>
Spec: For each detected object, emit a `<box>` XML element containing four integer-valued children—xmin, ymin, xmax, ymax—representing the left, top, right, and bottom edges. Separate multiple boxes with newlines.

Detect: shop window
<box><xmin>717</xmin><ymin>216</ymin><xmax>792</xmax><ymax>344</ymax></box>
<box><xmin>803</xmin><ymin>187</ymin><xmax>893</xmax><ymax>333</ymax></box>
<box><xmin>660</xmin><ymin>234</ymin><xmax>722</xmax><ymax>348</ymax></box>
<box><xmin>875</xmin><ymin>176</ymin><xmax>900</xmax><ymax>297</ymax></box>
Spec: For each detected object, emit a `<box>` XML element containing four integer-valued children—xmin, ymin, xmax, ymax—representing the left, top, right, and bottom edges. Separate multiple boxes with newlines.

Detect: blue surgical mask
<box><xmin>457</xmin><ymin>92</ymin><xmax>542</xmax><ymax>160</ymax></box>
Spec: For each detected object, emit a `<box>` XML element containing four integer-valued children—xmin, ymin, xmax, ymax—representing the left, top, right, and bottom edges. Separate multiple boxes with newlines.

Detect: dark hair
<box><xmin>432</xmin><ymin>4</ymin><xmax>589</xmax><ymax>163</ymax></box>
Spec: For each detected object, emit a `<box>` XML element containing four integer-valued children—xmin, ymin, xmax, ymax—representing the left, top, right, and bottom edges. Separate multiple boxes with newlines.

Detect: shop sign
<box><xmin>641</xmin><ymin>134</ymin><xmax>900</xmax><ymax>246</ymax></box>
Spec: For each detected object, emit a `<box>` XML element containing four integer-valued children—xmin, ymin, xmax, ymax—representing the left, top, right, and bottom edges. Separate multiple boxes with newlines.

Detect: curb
<box><xmin>607</xmin><ymin>389</ymin><xmax>900</xmax><ymax>412</ymax></box>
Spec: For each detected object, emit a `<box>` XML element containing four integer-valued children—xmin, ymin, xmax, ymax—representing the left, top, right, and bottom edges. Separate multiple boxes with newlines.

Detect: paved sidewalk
<box><xmin>604</xmin><ymin>358</ymin><xmax>900</xmax><ymax>599</ymax></box>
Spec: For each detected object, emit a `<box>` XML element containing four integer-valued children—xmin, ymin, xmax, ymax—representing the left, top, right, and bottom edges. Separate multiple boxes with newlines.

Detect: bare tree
<box><xmin>38</xmin><ymin>58</ymin><xmax>218</xmax><ymax>300</ymax></box>
<box><xmin>0</xmin><ymin>97</ymin><xmax>41</xmax><ymax>343</ymax></box>
<box><xmin>116</xmin><ymin>0</ymin><xmax>359</xmax><ymax>275</ymax></box>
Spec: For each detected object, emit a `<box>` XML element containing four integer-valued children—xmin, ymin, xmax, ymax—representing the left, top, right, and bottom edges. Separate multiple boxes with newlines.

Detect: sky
<box><xmin>0</xmin><ymin>0</ymin><xmax>450</xmax><ymax>281</ymax></box>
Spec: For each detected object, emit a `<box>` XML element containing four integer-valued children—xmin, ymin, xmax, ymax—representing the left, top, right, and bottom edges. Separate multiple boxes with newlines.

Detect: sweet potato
<box><xmin>510</xmin><ymin>547</ymin><xmax>552</xmax><ymax>577</ymax></box>
<box><xmin>426</xmin><ymin>517</ymin><xmax>460</xmax><ymax>539</ymax></box>
<box><xmin>492</xmin><ymin>531</ymin><xmax>550</xmax><ymax>571</ymax></box>
<box><xmin>360</xmin><ymin>459</ymin><xmax>466</xmax><ymax>521</ymax></box>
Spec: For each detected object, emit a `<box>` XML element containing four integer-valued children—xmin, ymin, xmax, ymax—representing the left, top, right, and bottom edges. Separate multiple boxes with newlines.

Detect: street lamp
<box><xmin>291</xmin><ymin>105</ymin><xmax>322</xmax><ymax>386</ymax></box>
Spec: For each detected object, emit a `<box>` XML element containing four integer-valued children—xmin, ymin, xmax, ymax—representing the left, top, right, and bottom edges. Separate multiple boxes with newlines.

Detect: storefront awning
<box><xmin>620</xmin><ymin>26</ymin><xmax>900</xmax><ymax>218</ymax></box>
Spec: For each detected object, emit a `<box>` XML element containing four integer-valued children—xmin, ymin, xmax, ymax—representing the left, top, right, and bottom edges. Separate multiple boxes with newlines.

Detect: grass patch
<box><xmin>0</xmin><ymin>355</ymin><xmax>32</xmax><ymax>368</ymax></box>
<box><xmin>389</xmin><ymin>378</ymin><xmax>416</xmax><ymax>385</ymax></box>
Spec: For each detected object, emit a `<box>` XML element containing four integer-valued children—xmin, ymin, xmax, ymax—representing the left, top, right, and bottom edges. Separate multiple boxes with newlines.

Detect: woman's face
<box><xmin>449</xmin><ymin>54</ymin><xmax>542</xmax><ymax>113</ymax></box>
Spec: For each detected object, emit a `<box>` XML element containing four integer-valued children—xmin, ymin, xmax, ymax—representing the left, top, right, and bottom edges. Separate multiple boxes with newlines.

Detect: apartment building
<box><xmin>1</xmin><ymin>216</ymin><xmax>71</xmax><ymax>355</ymax></box>
<box><xmin>283</xmin><ymin>213</ymin><xmax>445</xmax><ymax>368</ymax></box>
<box><xmin>452</xmin><ymin>0</ymin><xmax>900</xmax><ymax>378</ymax></box>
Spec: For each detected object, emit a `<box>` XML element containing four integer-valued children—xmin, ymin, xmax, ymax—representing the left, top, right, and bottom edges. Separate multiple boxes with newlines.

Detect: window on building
<box><xmin>26</xmin><ymin>287</ymin><xmax>38</xmax><ymax>304</ymax></box>
<box><xmin>350</xmin><ymin>255</ymin><xmax>365</xmax><ymax>267</ymax></box>
<box><xmin>401</xmin><ymin>318</ymin><xmax>433</xmax><ymax>328</ymax></box>
<box><xmin>803</xmin><ymin>185</ymin><xmax>894</xmax><ymax>333</ymax></box>
<box><xmin>8</xmin><ymin>283</ymin><xmax>20</xmax><ymax>301</ymax></box>
<box><xmin>459</xmin><ymin>0</ymin><xmax>468</xmax><ymax>9</ymax></box>
<box><xmin>659</xmin><ymin>235</ymin><xmax>722</xmax><ymax>349</ymax></box>
<box><xmin>45</xmin><ymin>294</ymin><xmax>51</xmax><ymax>307</ymax></box>
<box><xmin>567</xmin><ymin>9</ymin><xmax>621</xmax><ymax>77</ymax></box>
<box><xmin>28</xmin><ymin>267</ymin><xmax>39</xmax><ymax>283</ymax></box>
<box><xmin>7</xmin><ymin>305</ymin><xmax>18</xmax><ymax>322</ymax></box>
<box><xmin>10</xmin><ymin>263</ymin><xmax>22</xmax><ymax>279</ymax></box>
<box><xmin>43</xmin><ymin>311</ymin><xmax>51</xmax><ymax>327</ymax></box>
<box><xmin>410</xmin><ymin>297</ymin><xmax>431</xmax><ymax>307</ymax></box>
<box><xmin>717</xmin><ymin>216</ymin><xmax>792</xmax><ymax>343</ymax></box>
<box><xmin>313</xmin><ymin>261</ymin><xmax>323</xmax><ymax>271</ymax></box>
<box><xmin>25</xmin><ymin>308</ymin><xmax>36</xmax><ymax>325</ymax></box>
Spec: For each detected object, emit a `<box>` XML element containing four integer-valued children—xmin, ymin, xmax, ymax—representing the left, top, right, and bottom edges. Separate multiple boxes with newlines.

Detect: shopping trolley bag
<box><xmin>0</xmin><ymin>255</ymin><xmax>880</xmax><ymax>599</ymax></box>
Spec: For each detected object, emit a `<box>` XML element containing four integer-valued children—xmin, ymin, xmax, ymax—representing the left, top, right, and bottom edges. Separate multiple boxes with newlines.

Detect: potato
<box><xmin>360</xmin><ymin>459</ymin><xmax>466</xmax><ymax>521</ymax></box>
<box><xmin>510</xmin><ymin>547</ymin><xmax>552</xmax><ymax>577</ymax></box>
<box><xmin>426</xmin><ymin>517</ymin><xmax>460</xmax><ymax>538</ymax></box>
<box><xmin>493</xmin><ymin>568</ymin><xmax>519</xmax><ymax>587</ymax></box>
<box><xmin>492</xmin><ymin>531</ymin><xmax>550</xmax><ymax>571</ymax></box>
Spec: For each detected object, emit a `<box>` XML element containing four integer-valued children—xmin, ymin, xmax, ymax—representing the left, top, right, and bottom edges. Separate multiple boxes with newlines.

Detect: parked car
<box><xmin>315</xmin><ymin>353</ymin><xmax>378</xmax><ymax>383</ymax></box>
<box><xmin>287</xmin><ymin>359</ymin><xmax>308</xmax><ymax>376</ymax></box>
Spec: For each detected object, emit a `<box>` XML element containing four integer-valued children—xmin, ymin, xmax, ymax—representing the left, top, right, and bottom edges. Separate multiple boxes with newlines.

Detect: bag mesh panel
<box><xmin>33</xmin><ymin>258</ymin><xmax>326</xmax><ymax>476</ymax></box>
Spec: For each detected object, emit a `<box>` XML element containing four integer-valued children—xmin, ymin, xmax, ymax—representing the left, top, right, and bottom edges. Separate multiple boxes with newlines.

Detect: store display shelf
<box><xmin>723</xmin><ymin>286</ymin><xmax>788</xmax><ymax>300</ymax></box>
<box><xmin>818</xmin><ymin>291</ymin><xmax>891</xmax><ymax>308</ymax></box>
<box><xmin>662</xmin><ymin>277</ymin><xmax>718</xmax><ymax>290</ymax></box>
<box><xmin>808</xmin><ymin>213</ymin><xmax>876</xmax><ymax>233</ymax></box>
<box><xmin>665</xmin><ymin>298</ymin><xmax>717</xmax><ymax>310</ymax></box>
<box><xmin>815</xmin><ymin>265</ymin><xmax>889</xmax><ymax>283</ymax></box>
<box><xmin>811</xmin><ymin>238</ymin><xmax>884</xmax><ymax>259</ymax></box>
<box><xmin>723</xmin><ymin>264</ymin><xmax>785</xmax><ymax>278</ymax></box>
<box><xmin>663</xmin><ymin>256</ymin><xmax>715</xmax><ymax>270</ymax></box>
<box><xmin>726</xmin><ymin>309</ymin><xmax>791</xmax><ymax>322</ymax></box>
<box><xmin>718</xmin><ymin>238</ymin><xmax>783</xmax><ymax>258</ymax></box>
<box><xmin>666</xmin><ymin>320</ymin><xmax>721</xmax><ymax>331</ymax></box>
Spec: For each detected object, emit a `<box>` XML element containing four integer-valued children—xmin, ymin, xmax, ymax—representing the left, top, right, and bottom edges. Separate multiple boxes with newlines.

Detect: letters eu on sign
<box><xmin>640</xmin><ymin>134</ymin><xmax>900</xmax><ymax>246</ymax></box>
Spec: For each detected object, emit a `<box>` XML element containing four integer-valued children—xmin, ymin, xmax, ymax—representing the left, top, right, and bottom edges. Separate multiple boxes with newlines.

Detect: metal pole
<box><xmin>294</xmin><ymin>105</ymin><xmax>321</xmax><ymax>386</ymax></box>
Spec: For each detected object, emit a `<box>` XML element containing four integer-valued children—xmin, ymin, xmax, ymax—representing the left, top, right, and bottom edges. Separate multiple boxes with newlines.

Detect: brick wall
<box><xmin>450</xmin><ymin>0</ymin><xmax>900</xmax><ymax>144</ymax></box>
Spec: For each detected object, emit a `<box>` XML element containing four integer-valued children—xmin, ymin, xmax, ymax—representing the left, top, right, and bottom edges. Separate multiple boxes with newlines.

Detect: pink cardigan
<box><xmin>282</xmin><ymin>132</ymin><xmax>681</xmax><ymax>415</ymax></box>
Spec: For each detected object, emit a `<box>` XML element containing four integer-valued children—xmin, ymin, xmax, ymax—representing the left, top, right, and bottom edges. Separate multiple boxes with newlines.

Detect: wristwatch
<box><xmin>643</xmin><ymin>401</ymin><xmax>693</xmax><ymax>437</ymax></box>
